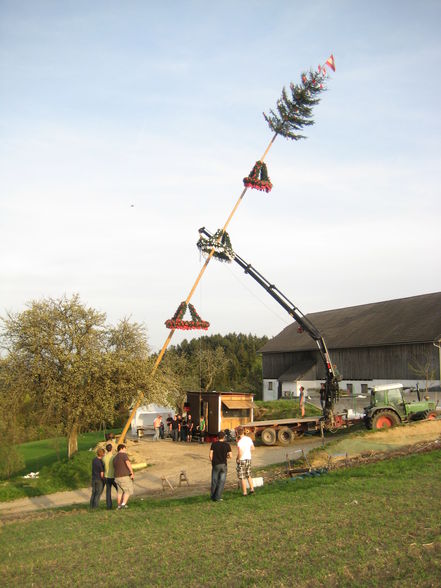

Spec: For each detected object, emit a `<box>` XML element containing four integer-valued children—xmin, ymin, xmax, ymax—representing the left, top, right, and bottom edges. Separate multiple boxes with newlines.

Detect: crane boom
<box><xmin>198</xmin><ymin>227</ymin><xmax>340</xmax><ymax>420</ymax></box>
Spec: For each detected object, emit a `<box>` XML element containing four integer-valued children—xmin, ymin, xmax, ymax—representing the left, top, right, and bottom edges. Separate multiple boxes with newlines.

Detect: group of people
<box><xmin>167</xmin><ymin>413</ymin><xmax>206</xmax><ymax>443</ymax></box>
<box><xmin>90</xmin><ymin>425</ymin><xmax>256</xmax><ymax>508</ymax></box>
<box><xmin>209</xmin><ymin>426</ymin><xmax>254</xmax><ymax>501</ymax></box>
<box><xmin>90</xmin><ymin>434</ymin><xmax>135</xmax><ymax>510</ymax></box>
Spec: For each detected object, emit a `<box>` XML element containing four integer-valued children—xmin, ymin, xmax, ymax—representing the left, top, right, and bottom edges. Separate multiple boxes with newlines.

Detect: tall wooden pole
<box><xmin>118</xmin><ymin>134</ymin><xmax>278</xmax><ymax>443</ymax></box>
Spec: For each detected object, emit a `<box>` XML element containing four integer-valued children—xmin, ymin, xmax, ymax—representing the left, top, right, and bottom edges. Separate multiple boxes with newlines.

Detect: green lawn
<box><xmin>254</xmin><ymin>398</ymin><xmax>322</xmax><ymax>420</ymax></box>
<box><xmin>0</xmin><ymin>429</ymin><xmax>120</xmax><ymax>502</ymax></box>
<box><xmin>1</xmin><ymin>449</ymin><xmax>440</xmax><ymax>587</ymax></box>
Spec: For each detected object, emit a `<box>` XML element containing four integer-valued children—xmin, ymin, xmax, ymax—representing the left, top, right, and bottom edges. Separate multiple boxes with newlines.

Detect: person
<box><xmin>180</xmin><ymin>414</ymin><xmax>188</xmax><ymax>442</ymax></box>
<box><xmin>209</xmin><ymin>430</ymin><xmax>232</xmax><ymax>502</ymax></box>
<box><xmin>159</xmin><ymin>419</ymin><xmax>165</xmax><ymax>440</ymax></box>
<box><xmin>166</xmin><ymin>414</ymin><xmax>173</xmax><ymax>438</ymax></box>
<box><xmin>198</xmin><ymin>415</ymin><xmax>206</xmax><ymax>443</ymax></box>
<box><xmin>299</xmin><ymin>386</ymin><xmax>305</xmax><ymax>417</ymax></box>
<box><xmin>186</xmin><ymin>414</ymin><xmax>194</xmax><ymax>443</ymax></box>
<box><xmin>103</xmin><ymin>443</ymin><xmax>118</xmax><ymax>510</ymax></box>
<box><xmin>319</xmin><ymin>383</ymin><xmax>326</xmax><ymax>411</ymax></box>
<box><xmin>113</xmin><ymin>444</ymin><xmax>135</xmax><ymax>509</ymax></box>
<box><xmin>177</xmin><ymin>414</ymin><xmax>183</xmax><ymax>441</ymax></box>
<box><xmin>90</xmin><ymin>447</ymin><xmax>105</xmax><ymax>509</ymax></box>
<box><xmin>153</xmin><ymin>414</ymin><xmax>162</xmax><ymax>441</ymax></box>
<box><xmin>171</xmin><ymin>415</ymin><xmax>179</xmax><ymax>442</ymax></box>
<box><xmin>235</xmin><ymin>426</ymin><xmax>255</xmax><ymax>497</ymax></box>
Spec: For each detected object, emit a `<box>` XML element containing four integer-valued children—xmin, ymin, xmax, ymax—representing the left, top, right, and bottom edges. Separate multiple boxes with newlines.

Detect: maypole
<box><xmin>118</xmin><ymin>55</ymin><xmax>336</xmax><ymax>443</ymax></box>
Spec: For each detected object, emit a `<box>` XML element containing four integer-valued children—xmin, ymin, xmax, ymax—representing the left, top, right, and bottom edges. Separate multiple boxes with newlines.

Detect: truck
<box><xmin>364</xmin><ymin>383</ymin><xmax>437</xmax><ymax>430</ymax></box>
<box><xmin>198</xmin><ymin>228</ymin><xmax>437</xmax><ymax>445</ymax></box>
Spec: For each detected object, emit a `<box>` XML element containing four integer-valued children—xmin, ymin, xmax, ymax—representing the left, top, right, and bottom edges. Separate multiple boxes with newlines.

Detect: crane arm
<box><xmin>198</xmin><ymin>227</ymin><xmax>340</xmax><ymax>419</ymax></box>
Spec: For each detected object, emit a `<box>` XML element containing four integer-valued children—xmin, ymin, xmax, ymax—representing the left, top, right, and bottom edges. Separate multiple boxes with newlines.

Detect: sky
<box><xmin>1</xmin><ymin>0</ymin><xmax>440</xmax><ymax>351</ymax></box>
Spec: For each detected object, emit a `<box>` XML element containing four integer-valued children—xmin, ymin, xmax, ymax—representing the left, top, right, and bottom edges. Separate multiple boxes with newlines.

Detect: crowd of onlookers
<box><xmin>163</xmin><ymin>412</ymin><xmax>206</xmax><ymax>443</ymax></box>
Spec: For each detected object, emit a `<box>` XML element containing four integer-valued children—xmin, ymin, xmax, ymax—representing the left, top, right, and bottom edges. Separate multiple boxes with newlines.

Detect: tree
<box><xmin>0</xmin><ymin>295</ymin><xmax>153</xmax><ymax>457</ymax></box>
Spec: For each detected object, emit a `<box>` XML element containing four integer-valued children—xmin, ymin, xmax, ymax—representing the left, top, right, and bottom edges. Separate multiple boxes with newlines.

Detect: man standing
<box><xmin>103</xmin><ymin>443</ymin><xmax>118</xmax><ymax>510</ymax></box>
<box><xmin>153</xmin><ymin>414</ymin><xmax>162</xmax><ymax>441</ymax></box>
<box><xmin>299</xmin><ymin>386</ymin><xmax>305</xmax><ymax>417</ymax></box>
<box><xmin>236</xmin><ymin>426</ymin><xmax>255</xmax><ymax>497</ymax></box>
<box><xmin>113</xmin><ymin>444</ymin><xmax>135</xmax><ymax>509</ymax></box>
<box><xmin>90</xmin><ymin>448</ymin><xmax>105</xmax><ymax>509</ymax></box>
<box><xmin>171</xmin><ymin>415</ymin><xmax>179</xmax><ymax>442</ymax></box>
<box><xmin>209</xmin><ymin>430</ymin><xmax>232</xmax><ymax>502</ymax></box>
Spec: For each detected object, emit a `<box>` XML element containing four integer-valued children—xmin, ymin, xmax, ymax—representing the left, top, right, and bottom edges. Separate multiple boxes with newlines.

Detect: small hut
<box><xmin>185</xmin><ymin>391</ymin><xmax>254</xmax><ymax>436</ymax></box>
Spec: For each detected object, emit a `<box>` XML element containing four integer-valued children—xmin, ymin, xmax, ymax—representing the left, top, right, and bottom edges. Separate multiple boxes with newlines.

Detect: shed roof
<box><xmin>260</xmin><ymin>292</ymin><xmax>441</xmax><ymax>353</ymax></box>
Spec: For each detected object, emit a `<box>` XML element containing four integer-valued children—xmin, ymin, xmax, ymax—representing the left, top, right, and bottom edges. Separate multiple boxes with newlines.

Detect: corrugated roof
<box><xmin>260</xmin><ymin>292</ymin><xmax>441</xmax><ymax>353</ymax></box>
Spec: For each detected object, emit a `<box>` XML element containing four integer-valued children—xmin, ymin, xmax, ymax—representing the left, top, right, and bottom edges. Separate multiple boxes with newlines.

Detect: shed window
<box><xmin>221</xmin><ymin>403</ymin><xmax>250</xmax><ymax>418</ymax></box>
<box><xmin>268</xmin><ymin>382</ymin><xmax>273</xmax><ymax>390</ymax></box>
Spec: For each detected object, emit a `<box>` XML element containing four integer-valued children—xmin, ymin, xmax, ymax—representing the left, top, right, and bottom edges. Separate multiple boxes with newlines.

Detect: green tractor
<box><xmin>364</xmin><ymin>383</ymin><xmax>437</xmax><ymax>430</ymax></box>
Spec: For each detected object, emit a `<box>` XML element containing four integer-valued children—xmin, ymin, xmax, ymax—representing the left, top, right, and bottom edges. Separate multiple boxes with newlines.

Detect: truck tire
<box><xmin>261</xmin><ymin>428</ymin><xmax>277</xmax><ymax>446</ymax></box>
<box><xmin>371</xmin><ymin>410</ymin><xmax>400</xmax><ymax>430</ymax></box>
<box><xmin>277</xmin><ymin>427</ymin><xmax>294</xmax><ymax>446</ymax></box>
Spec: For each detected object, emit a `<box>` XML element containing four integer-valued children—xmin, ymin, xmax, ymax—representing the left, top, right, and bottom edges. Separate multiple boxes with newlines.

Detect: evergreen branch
<box><xmin>263</xmin><ymin>69</ymin><xmax>327</xmax><ymax>141</ymax></box>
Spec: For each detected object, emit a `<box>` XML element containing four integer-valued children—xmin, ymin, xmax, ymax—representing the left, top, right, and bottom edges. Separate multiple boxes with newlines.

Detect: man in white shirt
<box><xmin>235</xmin><ymin>426</ymin><xmax>255</xmax><ymax>496</ymax></box>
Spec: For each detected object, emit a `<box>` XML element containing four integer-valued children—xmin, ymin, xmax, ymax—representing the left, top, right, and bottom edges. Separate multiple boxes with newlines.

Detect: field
<box><xmin>1</xmin><ymin>449</ymin><xmax>440</xmax><ymax>587</ymax></box>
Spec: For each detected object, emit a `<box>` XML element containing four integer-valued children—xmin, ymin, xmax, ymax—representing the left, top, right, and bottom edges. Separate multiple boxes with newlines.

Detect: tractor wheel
<box><xmin>371</xmin><ymin>410</ymin><xmax>400</xmax><ymax>430</ymax></box>
<box><xmin>277</xmin><ymin>427</ymin><xmax>294</xmax><ymax>446</ymax></box>
<box><xmin>426</xmin><ymin>411</ymin><xmax>437</xmax><ymax>421</ymax></box>
<box><xmin>261</xmin><ymin>428</ymin><xmax>277</xmax><ymax>446</ymax></box>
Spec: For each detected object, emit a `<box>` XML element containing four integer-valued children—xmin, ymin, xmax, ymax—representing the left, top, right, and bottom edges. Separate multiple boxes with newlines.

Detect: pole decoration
<box><xmin>263</xmin><ymin>55</ymin><xmax>335</xmax><ymax>141</ymax></box>
<box><xmin>165</xmin><ymin>302</ymin><xmax>210</xmax><ymax>330</ymax></box>
<box><xmin>196</xmin><ymin>229</ymin><xmax>235</xmax><ymax>262</ymax></box>
<box><xmin>243</xmin><ymin>161</ymin><xmax>273</xmax><ymax>193</ymax></box>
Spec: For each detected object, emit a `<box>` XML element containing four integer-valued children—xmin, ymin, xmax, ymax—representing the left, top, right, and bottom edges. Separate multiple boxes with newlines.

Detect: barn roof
<box><xmin>260</xmin><ymin>292</ymin><xmax>441</xmax><ymax>353</ymax></box>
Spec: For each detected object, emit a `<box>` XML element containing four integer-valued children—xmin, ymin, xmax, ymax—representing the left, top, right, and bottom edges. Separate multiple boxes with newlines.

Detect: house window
<box><xmin>361</xmin><ymin>384</ymin><xmax>368</xmax><ymax>395</ymax></box>
<box><xmin>268</xmin><ymin>382</ymin><xmax>273</xmax><ymax>391</ymax></box>
<box><xmin>346</xmin><ymin>383</ymin><xmax>353</xmax><ymax>395</ymax></box>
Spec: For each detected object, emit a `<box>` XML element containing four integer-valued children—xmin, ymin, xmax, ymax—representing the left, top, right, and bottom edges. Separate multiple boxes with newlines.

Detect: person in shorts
<box><xmin>113</xmin><ymin>444</ymin><xmax>135</xmax><ymax>509</ymax></box>
<box><xmin>235</xmin><ymin>426</ymin><xmax>255</xmax><ymax>496</ymax></box>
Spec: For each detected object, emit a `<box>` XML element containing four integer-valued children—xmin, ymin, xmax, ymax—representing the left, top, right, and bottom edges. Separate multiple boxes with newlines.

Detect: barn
<box><xmin>260</xmin><ymin>292</ymin><xmax>441</xmax><ymax>401</ymax></box>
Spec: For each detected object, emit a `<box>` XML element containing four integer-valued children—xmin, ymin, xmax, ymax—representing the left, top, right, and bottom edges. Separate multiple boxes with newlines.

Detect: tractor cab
<box><xmin>364</xmin><ymin>383</ymin><xmax>436</xmax><ymax>429</ymax></box>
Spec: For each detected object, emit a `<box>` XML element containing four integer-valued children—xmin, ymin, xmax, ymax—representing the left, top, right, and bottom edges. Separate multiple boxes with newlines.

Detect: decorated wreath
<box><xmin>243</xmin><ymin>161</ymin><xmax>272</xmax><ymax>193</ymax></box>
<box><xmin>165</xmin><ymin>302</ymin><xmax>210</xmax><ymax>330</ymax></box>
<box><xmin>196</xmin><ymin>229</ymin><xmax>235</xmax><ymax>263</ymax></box>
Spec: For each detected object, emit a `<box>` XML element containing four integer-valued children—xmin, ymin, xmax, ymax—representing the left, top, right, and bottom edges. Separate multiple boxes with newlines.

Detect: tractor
<box><xmin>364</xmin><ymin>383</ymin><xmax>437</xmax><ymax>430</ymax></box>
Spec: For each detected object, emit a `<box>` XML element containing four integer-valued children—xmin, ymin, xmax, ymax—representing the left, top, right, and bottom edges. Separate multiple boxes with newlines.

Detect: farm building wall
<box><xmin>262</xmin><ymin>343</ymin><xmax>440</xmax><ymax>400</ymax></box>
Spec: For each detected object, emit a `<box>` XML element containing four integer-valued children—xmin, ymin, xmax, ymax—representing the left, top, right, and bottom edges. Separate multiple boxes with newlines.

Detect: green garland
<box><xmin>196</xmin><ymin>229</ymin><xmax>235</xmax><ymax>263</ymax></box>
<box><xmin>165</xmin><ymin>302</ymin><xmax>210</xmax><ymax>330</ymax></box>
<box><xmin>243</xmin><ymin>161</ymin><xmax>272</xmax><ymax>193</ymax></box>
<box><xmin>263</xmin><ymin>69</ymin><xmax>327</xmax><ymax>141</ymax></box>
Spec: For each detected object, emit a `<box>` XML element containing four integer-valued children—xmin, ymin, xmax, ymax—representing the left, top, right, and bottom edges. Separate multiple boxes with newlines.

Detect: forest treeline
<box><xmin>163</xmin><ymin>333</ymin><xmax>268</xmax><ymax>396</ymax></box>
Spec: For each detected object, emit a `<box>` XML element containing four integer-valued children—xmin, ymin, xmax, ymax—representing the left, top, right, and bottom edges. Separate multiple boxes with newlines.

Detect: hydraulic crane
<box><xmin>198</xmin><ymin>227</ymin><xmax>340</xmax><ymax>422</ymax></box>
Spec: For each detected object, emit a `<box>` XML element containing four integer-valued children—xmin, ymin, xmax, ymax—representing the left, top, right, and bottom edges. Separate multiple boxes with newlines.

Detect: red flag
<box><xmin>325</xmin><ymin>54</ymin><xmax>336</xmax><ymax>72</ymax></box>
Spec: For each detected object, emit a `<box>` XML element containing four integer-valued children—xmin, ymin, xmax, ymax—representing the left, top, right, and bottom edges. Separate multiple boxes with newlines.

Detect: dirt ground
<box><xmin>1</xmin><ymin>419</ymin><xmax>440</xmax><ymax>520</ymax></box>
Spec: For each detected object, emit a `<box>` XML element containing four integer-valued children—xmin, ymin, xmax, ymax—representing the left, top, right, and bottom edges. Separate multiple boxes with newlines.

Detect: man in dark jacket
<box><xmin>209</xmin><ymin>431</ymin><xmax>232</xmax><ymax>502</ymax></box>
<box><xmin>90</xmin><ymin>448</ymin><xmax>105</xmax><ymax>508</ymax></box>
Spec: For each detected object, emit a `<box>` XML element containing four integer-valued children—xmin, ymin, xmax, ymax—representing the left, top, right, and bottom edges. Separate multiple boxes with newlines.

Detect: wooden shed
<box><xmin>185</xmin><ymin>391</ymin><xmax>254</xmax><ymax>436</ymax></box>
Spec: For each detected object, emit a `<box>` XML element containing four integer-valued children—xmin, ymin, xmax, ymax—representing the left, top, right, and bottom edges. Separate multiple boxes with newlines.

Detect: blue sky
<box><xmin>1</xmin><ymin>0</ymin><xmax>440</xmax><ymax>350</ymax></box>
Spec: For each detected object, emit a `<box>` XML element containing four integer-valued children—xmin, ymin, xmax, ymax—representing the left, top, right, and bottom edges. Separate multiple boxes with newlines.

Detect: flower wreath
<box><xmin>196</xmin><ymin>229</ymin><xmax>235</xmax><ymax>263</ymax></box>
<box><xmin>243</xmin><ymin>161</ymin><xmax>273</xmax><ymax>193</ymax></box>
<box><xmin>165</xmin><ymin>302</ymin><xmax>210</xmax><ymax>330</ymax></box>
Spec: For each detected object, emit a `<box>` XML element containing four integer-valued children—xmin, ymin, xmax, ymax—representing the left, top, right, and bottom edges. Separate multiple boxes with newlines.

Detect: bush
<box><xmin>0</xmin><ymin>443</ymin><xmax>25</xmax><ymax>480</ymax></box>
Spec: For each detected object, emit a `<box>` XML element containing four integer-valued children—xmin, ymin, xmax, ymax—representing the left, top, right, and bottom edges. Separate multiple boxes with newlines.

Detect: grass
<box><xmin>1</xmin><ymin>449</ymin><xmax>440</xmax><ymax>587</ymax></box>
<box><xmin>0</xmin><ymin>429</ymin><xmax>120</xmax><ymax>502</ymax></box>
<box><xmin>254</xmin><ymin>398</ymin><xmax>322</xmax><ymax>420</ymax></box>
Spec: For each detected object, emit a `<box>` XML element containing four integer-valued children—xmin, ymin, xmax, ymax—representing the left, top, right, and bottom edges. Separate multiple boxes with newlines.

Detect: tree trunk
<box><xmin>67</xmin><ymin>424</ymin><xmax>78</xmax><ymax>458</ymax></box>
